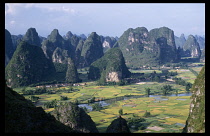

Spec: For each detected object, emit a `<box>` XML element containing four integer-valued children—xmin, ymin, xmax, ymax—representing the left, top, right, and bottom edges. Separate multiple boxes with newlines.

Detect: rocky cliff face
<box><xmin>64</xmin><ymin>31</ymin><xmax>73</xmax><ymax>39</ymax></box>
<box><xmin>75</xmin><ymin>39</ymin><xmax>84</xmax><ymax>68</ymax></box>
<box><xmin>5</xmin><ymin>83</ymin><xmax>78</xmax><ymax>133</ymax></box>
<box><xmin>5</xmin><ymin>29</ymin><xmax>15</xmax><ymax>66</ymax></box>
<box><xmin>52</xmin><ymin>102</ymin><xmax>99</xmax><ymax>133</ymax></box>
<box><xmin>106</xmin><ymin>72</ymin><xmax>122</xmax><ymax>82</ymax></box>
<box><xmin>42</xmin><ymin>29</ymin><xmax>72</xmax><ymax>63</ymax></box>
<box><xmin>106</xmin><ymin>116</ymin><xmax>131</xmax><ymax>133</ymax></box>
<box><xmin>117</xmin><ymin>26</ymin><xmax>178</xmax><ymax>68</ymax></box>
<box><xmin>195</xmin><ymin>35</ymin><xmax>205</xmax><ymax>50</ymax></box>
<box><xmin>22</xmin><ymin>28</ymin><xmax>42</xmax><ymax>47</ymax></box>
<box><xmin>88</xmin><ymin>47</ymin><xmax>131</xmax><ymax>82</ymax></box>
<box><xmin>175</xmin><ymin>34</ymin><xmax>186</xmax><ymax>48</ymax></box>
<box><xmin>182</xmin><ymin>35</ymin><xmax>201</xmax><ymax>58</ymax></box>
<box><xmin>5</xmin><ymin>41</ymin><xmax>56</xmax><ymax>87</ymax></box>
<box><xmin>148</xmin><ymin>27</ymin><xmax>177</xmax><ymax>63</ymax></box>
<box><xmin>11</xmin><ymin>34</ymin><xmax>23</xmax><ymax>50</ymax></box>
<box><xmin>200</xmin><ymin>48</ymin><xmax>205</xmax><ymax>62</ymax></box>
<box><xmin>100</xmin><ymin>36</ymin><xmax>118</xmax><ymax>52</ymax></box>
<box><xmin>52</xmin><ymin>47</ymin><xmax>70</xmax><ymax>64</ymax></box>
<box><xmin>183</xmin><ymin>66</ymin><xmax>205</xmax><ymax>133</ymax></box>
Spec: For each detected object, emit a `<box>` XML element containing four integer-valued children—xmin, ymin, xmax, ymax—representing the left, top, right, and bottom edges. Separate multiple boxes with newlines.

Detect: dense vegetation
<box><xmin>183</xmin><ymin>66</ymin><xmax>205</xmax><ymax>133</ymax></box>
<box><xmin>52</xmin><ymin>102</ymin><xmax>99</xmax><ymax>133</ymax></box>
<box><xmin>88</xmin><ymin>47</ymin><xmax>131</xmax><ymax>84</ymax></box>
<box><xmin>5</xmin><ymin>29</ymin><xmax>15</xmax><ymax>66</ymax></box>
<box><xmin>66</xmin><ymin>58</ymin><xmax>81</xmax><ymax>83</ymax></box>
<box><xmin>81</xmin><ymin>32</ymin><xmax>104</xmax><ymax>66</ymax></box>
<box><xmin>22</xmin><ymin>28</ymin><xmax>41</xmax><ymax>47</ymax></box>
<box><xmin>5</xmin><ymin>27</ymin><xmax>205</xmax><ymax>133</ymax></box>
<box><xmin>5</xmin><ymin>82</ymin><xmax>78</xmax><ymax>133</ymax></box>
<box><xmin>5</xmin><ymin>41</ymin><xmax>56</xmax><ymax>87</ymax></box>
<box><xmin>181</xmin><ymin>35</ymin><xmax>201</xmax><ymax>58</ymax></box>
<box><xmin>117</xmin><ymin>27</ymin><xmax>178</xmax><ymax>68</ymax></box>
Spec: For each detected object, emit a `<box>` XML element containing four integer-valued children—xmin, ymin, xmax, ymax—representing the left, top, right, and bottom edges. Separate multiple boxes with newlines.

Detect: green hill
<box><xmin>81</xmin><ymin>32</ymin><xmax>104</xmax><ymax>66</ymax></box>
<box><xmin>5</xmin><ymin>83</ymin><xmax>78</xmax><ymax>133</ymax></box>
<box><xmin>88</xmin><ymin>47</ymin><xmax>131</xmax><ymax>83</ymax></box>
<box><xmin>5</xmin><ymin>41</ymin><xmax>56</xmax><ymax>87</ymax></box>
<box><xmin>117</xmin><ymin>26</ymin><xmax>177</xmax><ymax>68</ymax></box>
<box><xmin>183</xmin><ymin>66</ymin><xmax>205</xmax><ymax>133</ymax></box>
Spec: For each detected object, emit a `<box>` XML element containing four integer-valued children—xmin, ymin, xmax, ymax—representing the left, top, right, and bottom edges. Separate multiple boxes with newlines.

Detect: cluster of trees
<box><xmin>172</xmin><ymin>77</ymin><xmax>192</xmax><ymax>91</ymax></box>
<box><xmin>88</xmin><ymin>97</ymin><xmax>95</xmax><ymax>103</ymax></box>
<box><xmin>145</xmin><ymin>88</ymin><xmax>151</xmax><ymax>96</ymax></box>
<box><xmin>92</xmin><ymin>103</ymin><xmax>103</xmax><ymax>111</ymax></box>
<box><xmin>28</xmin><ymin>95</ymin><xmax>40</xmax><ymax>102</ymax></box>
<box><xmin>53</xmin><ymin>62</ymin><xmax>68</xmax><ymax>73</ymax></box>
<box><xmin>60</xmin><ymin>96</ymin><xmax>68</xmax><ymax>101</ymax></box>
<box><xmin>28</xmin><ymin>80</ymin><xmax>59</xmax><ymax>87</ymax></box>
<box><xmin>56</xmin><ymin>87</ymin><xmax>79</xmax><ymax>93</ymax></box>
<box><xmin>44</xmin><ymin>99</ymin><xmax>57</xmax><ymax>109</ymax></box>
<box><xmin>143</xmin><ymin>110</ymin><xmax>151</xmax><ymax>117</ymax></box>
<box><xmin>164</xmin><ymin>62</ymin><xmax>189</xmax><ymax>69</ymax></box>
<box><xmin>119</xmin><ymin>109</ymin><xmax>123</xmax><ymax>116</ymax></box>
<box><xmin>127</xmin><ymin>116</ymin><xmax>146</xmax><ymax>130</ymax></box>
<box><xmin>97</xmin><ymin>80</ymin><xmax>129</xmax><ymax>86</ymax></box>
<box><xmin>21</xmin><ymin>87</ymin><xmax>47</xmax><ymax>95</ymax></box>
<box><xmin>134</xmin><ymin>70</ymin><xmax>178</xmax><ymax>83</ymax></box>
<box><xmin>161</xmin><ymin>85</ymin><xmax>173</xmax><ymax>95</ymax></box>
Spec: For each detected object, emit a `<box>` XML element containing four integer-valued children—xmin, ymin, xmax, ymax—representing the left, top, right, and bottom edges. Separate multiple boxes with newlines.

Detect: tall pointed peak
<box><xmin>22</xmin><ymin>27</ymin><xmax>41</xmax><ymax>46</ymax></box>
<box><xmin>48</xmin><ymin>29</ymin><xmax>63</xmax><ymax>42</ymax></box>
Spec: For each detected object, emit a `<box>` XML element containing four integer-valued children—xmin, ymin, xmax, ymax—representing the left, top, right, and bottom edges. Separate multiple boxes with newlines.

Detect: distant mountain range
<box><xmin>5</xmin><ymin>27</ymin><xmax>205</xmax><ymax>87</ymax></box>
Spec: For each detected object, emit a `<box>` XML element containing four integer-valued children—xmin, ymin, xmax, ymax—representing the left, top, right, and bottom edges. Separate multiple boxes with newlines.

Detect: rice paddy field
<box><xmin>88</xmin><ymin>95</ymin><xmax>191</xmax><ymax>133</ymax></box>
<box><xmin>12</xmin><ymin>64</ymin><xmax>204</xmax><ymax>133</ymax></box>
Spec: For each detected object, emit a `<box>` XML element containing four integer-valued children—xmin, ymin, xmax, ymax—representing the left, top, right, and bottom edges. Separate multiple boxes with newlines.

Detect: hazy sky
<box><xmin>5</xmin><ymin>3</ymin><xmax>205</xmax><ymax>38</ymax></box>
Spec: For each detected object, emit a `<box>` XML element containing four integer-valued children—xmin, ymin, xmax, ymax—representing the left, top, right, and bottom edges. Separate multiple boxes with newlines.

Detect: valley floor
<box><xmin>13</xmin><ymin>65</ymin><xmax>204</xmax><ymax>133</ymax></box>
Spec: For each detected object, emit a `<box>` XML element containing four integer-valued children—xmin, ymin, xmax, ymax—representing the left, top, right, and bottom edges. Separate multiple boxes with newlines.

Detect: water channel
<box><xmin>78</xmin><ymin>92</ymin><xmax>192</xmax><ymax>111</ymax></box>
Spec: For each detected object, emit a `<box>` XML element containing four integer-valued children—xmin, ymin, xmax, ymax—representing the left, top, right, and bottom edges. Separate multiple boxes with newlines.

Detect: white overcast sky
<box><xmin>5</xmin><ymin>3</ymin><xmax>205</xmax><ymax>38</ymax></box>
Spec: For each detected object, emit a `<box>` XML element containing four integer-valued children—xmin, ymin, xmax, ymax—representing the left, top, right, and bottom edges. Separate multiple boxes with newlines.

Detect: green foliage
<box><xmin>172</xmin><ymin>77</ymin><xmax>192</xmax><ymax>89</ymax></box>
<box><xmin>81</xmin><ymin>32</ymin><xmax>104</xmax><ymax>66</ymax></box>
<box><xmin>5</xmin><ymin>41</ymin><xmax>56</xmax><ymax>87</ymax></box>
<box><xmin>29</xmin><ymin>95</ymin><xmax>40</xmax><ymax>102</ymax></box>
<box><xmin>161</xmin><ymin>85</ymin><xmax>173</xmax><ymax>95</ymax></box>
<box><xmin>127</xmin><ymin>117</ymin><xmax>146</xmax><ymax>130</ymax></box>
<box><xmin>117</xmin><ymin>26</ymin><xmax>177</xmax><ymax>69</ymax></box>
<box><xmin>145</xmin><ymin>88</ymin><xmax>151</xmax><ymax>96</ymax></box>
<box><xmin>119</xmin><ymin>108</ymin><xmax>123</xmax><ymax>115</ymax></box>
<box><xmin>183</xmin><ymin>66</ymin><xmax>205</xmax><ymax>133</ymax></box>
<box><xmin>60</xmin><ymin>96</ymin><xmax>68</xmax><ymax>101</ymax></box>
<box><xmin>182</xmin><ymin>35</ymin><xmax>201</xmax><ymax>58</ymax></box>
<box><xmin>22</xmin><ymin>28</ymin><xmax>41</xmax><ymax>47</ymax></box>
<box><xmin>53</xmin><ymin>102</ymin><xmax>99</xmax><ymax>133</ymax></box>
<box><xmin>5</xmin><ymin>83</ymin><xmax>76</xmax><ymax>133</ymax></box>
<box><xmin>21</xmin><ymin>87</ymin><xmax>47</xmax><ymax>95</ymax></box>
<box><xmin>143</xmin><ymin>110</ymin><xmax>151</xmax><ymax>117</ymax></box>
<box><xmin>167</xmin><ymin>71</ymin><xmax>178</xmax><ymax>76</ymax></box>
<box><xmin>74</xmin><ymin>99</ymin><xmax>79</xmax><ymax>105</ymax></box>
<box><xmin>5</xmin><ymin>29</ymin><xmax>15</xmax><ymax>65</ymax></box>
<box><xmin>66</xmin><ymin>58</ymin><xmax>80</xmax><ymax>83</ymax></box>
<box><xmin>185</xmin><ymin>83</ymin><xmax>192</xmax><ymax>92</ymax></box>
<box><xmin>44</xmin><ymin>99</ymin><xmax>58</xmax><ymax>108</ymax></box>
<box><xmin>88</xmin><ymin>47</ymin><xmax>131</xmax><ymax>84</ymax></box>
<box><xmin>92</xmin><ymin>103</ymin><xmax>102</xmax><ymax>111</ymax></box>
<box><xmin>153</xmin><ymin>75</ymin><xmax>160</xmax><ymax>82</ymax></box>
<box><xmin>88</xmin><ymin>97</ymin><xmax>95</xmax><ymax>103</ymax></box>
<box><xmin>53</xmin><ymin>63</ymin><xmax>68</xmax><ymax>73</ymax></box>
